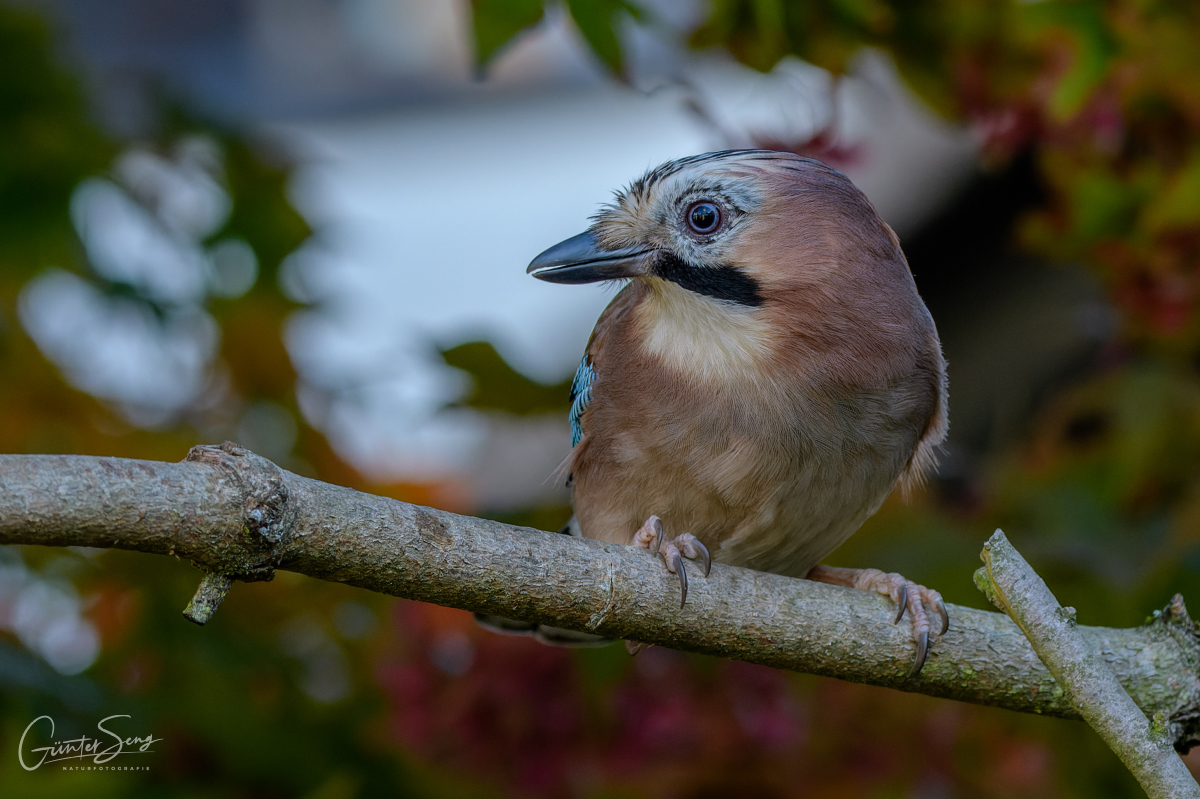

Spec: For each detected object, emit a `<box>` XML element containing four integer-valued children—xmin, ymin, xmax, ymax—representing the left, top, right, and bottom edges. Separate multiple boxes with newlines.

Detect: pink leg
<box><xmin>807</xmin><ymin>565</ymin><xmax>949</xmax><ymax>678</ymax></box>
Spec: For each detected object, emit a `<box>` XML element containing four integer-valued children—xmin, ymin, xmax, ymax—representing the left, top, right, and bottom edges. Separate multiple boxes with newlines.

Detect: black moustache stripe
<box><xmin>653</xmin><ymin>252</ymin><xmax>764</xmax><ymax>307</ymax></box>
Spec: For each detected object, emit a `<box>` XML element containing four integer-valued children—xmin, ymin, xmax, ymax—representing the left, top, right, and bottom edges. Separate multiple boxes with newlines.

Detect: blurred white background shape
<box><xmin>276</xmin><ymin>58</ymin><xmax>973</xmax><ymax>507</ymax></box>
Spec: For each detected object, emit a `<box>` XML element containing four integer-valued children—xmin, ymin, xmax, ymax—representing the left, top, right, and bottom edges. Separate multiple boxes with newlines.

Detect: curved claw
<box><xmin>908</xmin><ymin>629</ymin><xmax>930</xmax><ymax>678</ymax></box>
<box><xmin>668</xmin><ymin>550</ymin><xmax>688</xmax><ymax>608</ymax></box>
<box><xmin>650</xmin><ymin>516</ymin><xmax>664</xmax><ymax>551</ymax></box>
<box><xmin>893</xmin><ymin>582</ymin><xmax>908</xmax><ymax>624</ymax></box>
<box><xmin>936</xmin><ymin>599</ymin><xmax>950</xmax><ymax>637</ymax></box>
<box><xmin>680</xmin><ymin>537</ymin><xmax>711</xmax><ymax>577</ymax></box>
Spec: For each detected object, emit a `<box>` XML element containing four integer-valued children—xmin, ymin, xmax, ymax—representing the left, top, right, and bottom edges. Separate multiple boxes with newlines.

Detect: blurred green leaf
<box><xmin>440</xmin><ymin>340</ymin><xmax>570</xmax><ymax>416</ymax></box>
<box><xmin>1024</xmin><ymin>1</ymin><xmax>1116</xmax><ymax>122</ymax></box>
<box><xmin>564</xmin><ymin>0</ymin><xmax>643</xmax><ymax>75</ymax></box>
<box><xmin>690</xmin><ymin>0</ymin><xmax>790</xmax><ymax>73</ymax></box>
<box><xmin>470</xmin><ymin>0</ymin><xmax>545</xmax><ymax>72</ymax></box>
<box><xmin>1066</xmin><ymin>169</ymin><xmax>1145</xmax><ymax>244</ymax></box>
<box><xmin>0</xmin><ymin>8</ymin><xmax>111</xmax><ymax>264</ymax></box>
<box><xmin>1141</xmin><ymin>146</ymin><xmax>1200</xmax><ymax>234</ymax></box>
<box><xmin>469</xmin><ymin>0</ymin><xmax>644</xmax><ymax>77</ymax></box>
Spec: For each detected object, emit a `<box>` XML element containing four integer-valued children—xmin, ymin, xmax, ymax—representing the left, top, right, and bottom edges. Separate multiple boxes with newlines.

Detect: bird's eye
<box><xmin>686</xmin><ymin>201</ymin><xmax>721</xmax><ymax>234</ymax></box>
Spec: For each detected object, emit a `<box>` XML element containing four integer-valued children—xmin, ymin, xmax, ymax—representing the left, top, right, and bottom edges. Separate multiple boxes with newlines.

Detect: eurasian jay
<box><xmin>486</xmin><ymin>149</ymin><xmax>949</xmax><ymax>675</ymax></box>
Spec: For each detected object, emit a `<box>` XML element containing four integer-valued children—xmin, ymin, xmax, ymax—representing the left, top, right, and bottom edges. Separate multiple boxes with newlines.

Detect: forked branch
<box><xmin>3</xmin><ymin>445</ymin><xmax>1200</xmax><ymax>752</ymax></box>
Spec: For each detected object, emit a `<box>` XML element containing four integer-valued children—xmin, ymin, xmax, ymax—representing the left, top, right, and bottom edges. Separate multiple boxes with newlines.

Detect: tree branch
<box><xmin>977</xmin><ymin>530</ymin><xmax>1200</xmax><ymax>797</ymax></box>
<box><xmin>3</xmin><ymin>444</ymin><xmax>1200</xmax><ymax>751</ymax></box>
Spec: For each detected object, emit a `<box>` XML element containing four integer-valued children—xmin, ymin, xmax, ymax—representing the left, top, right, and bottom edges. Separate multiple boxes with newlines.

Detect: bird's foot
<box><xmin>806</xmin><ymin>565</ymin><xmax>949</xmax><ymax>678</ymax></box>
<box><xmin>632</xmin><ymin>515</ymin><xmax>712</xmax><ymax>608</ymax></box>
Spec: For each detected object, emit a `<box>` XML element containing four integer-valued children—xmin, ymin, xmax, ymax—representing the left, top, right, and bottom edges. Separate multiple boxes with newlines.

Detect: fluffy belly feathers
<box><xmin>569</xmin><ymin>351</ymin><xmax>916</xmax><ymax>578</ymax></box>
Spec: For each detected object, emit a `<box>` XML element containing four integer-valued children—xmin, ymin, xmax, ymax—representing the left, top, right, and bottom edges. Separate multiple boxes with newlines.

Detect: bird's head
<box><xmin>527</xmin><ymin>149</ymin><xmax>908</xmax><ymax>315</ymax></box>
<box><xmin>527</xmin><ymin>149</ymin><xmax>930</xmax><ymax>391</ymax></box>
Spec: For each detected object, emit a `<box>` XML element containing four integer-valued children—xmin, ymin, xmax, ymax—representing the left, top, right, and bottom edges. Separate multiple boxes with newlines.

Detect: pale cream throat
<box><xmin>635</xmin><ymin>280</ymin><xmax>773</xmax><ymax>384</ymax></box>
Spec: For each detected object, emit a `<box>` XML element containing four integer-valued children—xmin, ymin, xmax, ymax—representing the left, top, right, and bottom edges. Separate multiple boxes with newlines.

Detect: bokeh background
<box><xmin>2</xmin><ymin>0</ymin><xmax>1200</xmax><ymax>796</ymax></box>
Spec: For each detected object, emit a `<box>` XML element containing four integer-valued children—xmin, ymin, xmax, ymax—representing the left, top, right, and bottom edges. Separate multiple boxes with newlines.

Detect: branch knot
<box><xmin>184</xmin><ymin>441</ymin><xmax>298</xmax><ymax>582</ymax></box>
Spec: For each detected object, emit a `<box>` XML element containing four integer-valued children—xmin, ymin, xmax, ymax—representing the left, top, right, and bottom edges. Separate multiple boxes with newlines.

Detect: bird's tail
<box><xmin>473</xmin><ymin>517</ymin><xmax>613</xmax><ymax>648</ymax></box>
<box><xmin>473</xmin><ymin>613</ymin><xmax>613</xmax><ymax>647</ymax></box>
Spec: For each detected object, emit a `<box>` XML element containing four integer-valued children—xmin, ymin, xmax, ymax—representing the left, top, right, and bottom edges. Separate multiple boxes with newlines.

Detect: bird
<box><xmin>480</xmin><ymin>149</ymin><xmax>949</xmax><ymax>676</ymax></box>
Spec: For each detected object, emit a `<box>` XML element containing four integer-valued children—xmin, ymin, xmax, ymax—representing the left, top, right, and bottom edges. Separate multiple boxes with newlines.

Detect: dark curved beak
<box><xmin>527</xmin><ymin>232</ymin><xmax>653</xmax><ymax>284</ymax></box>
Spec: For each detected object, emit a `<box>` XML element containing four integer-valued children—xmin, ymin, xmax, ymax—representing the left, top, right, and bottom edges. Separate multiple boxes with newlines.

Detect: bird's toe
<box><xmin>896</xmin><ymin>579</ymin><xmax>947</xmax><ymax>677</ymax></box>
<box><xmin>899</xmin><ymin>585</ymin><xmax>934</xmax><ymax>676</ymax></box>
<box><xmin>806</xmin><ymin>565</ymin><xmax>949</xmax><ymax>678</ymax></box>
<box><xmin>674</xmin><ymin>533</ymin><xmax>711</xmax><ymax>577</ymax></box>
<box><xmin>659</xmin><ymin>532</ymin><xmax>712</xmax><ymax>607</ymax></box>
<box><xmin>631</xmin><ymin>518</ymin><xmax>711</xmax><ymax>608</ymax></box>
<box><xmin>633</xmin><ymin>515</ymin><xmax>664</xmax><ymax>551</ymax></box>
<box><xmin>885</xmin><ymin>576</ymin><xmax>947</xmax><ymax>678</ymax></box>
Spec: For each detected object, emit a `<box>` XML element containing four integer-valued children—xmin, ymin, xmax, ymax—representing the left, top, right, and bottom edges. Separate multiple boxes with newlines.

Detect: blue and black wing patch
<box><xmin>568</xmin><ymin>357</ymin><xmax>595</xmax><ymax>447</ymax></box>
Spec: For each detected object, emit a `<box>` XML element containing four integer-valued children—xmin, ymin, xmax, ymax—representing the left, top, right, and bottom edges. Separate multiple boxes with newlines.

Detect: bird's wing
<box><xmin>567</xmin><ymin>282</ymin><xmax>642</xmax><ymax>449</ymax></box>
<box><xmin>568</xmin><ymin>357</ymin><xmax>595</xmax><ymax>448</ymax></box>
<box><xmin>897</xmin><ymin>326</ymin><xmax>949</xmax><ymax>494</ymax></box>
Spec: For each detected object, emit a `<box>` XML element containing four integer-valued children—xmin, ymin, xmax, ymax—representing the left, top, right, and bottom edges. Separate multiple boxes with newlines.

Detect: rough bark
<box><xmin>3</xmin><ymin>445</ymin><xmax>1200</xmax><ymax>752</ymax></box>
